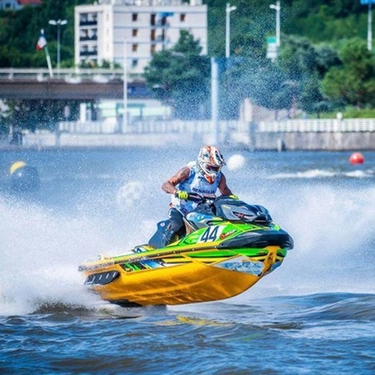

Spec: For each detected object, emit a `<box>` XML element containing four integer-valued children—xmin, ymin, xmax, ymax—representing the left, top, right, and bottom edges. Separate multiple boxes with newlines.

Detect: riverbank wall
<box><xmin>3</xmin><ymin>118</ymin><xmax>375</xmax><ymax>151</ymax></box>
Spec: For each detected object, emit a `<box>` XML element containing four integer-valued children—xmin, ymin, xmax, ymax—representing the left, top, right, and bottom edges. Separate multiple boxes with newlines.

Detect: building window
<box><xmin>132</xmin><ymin>44</ymin><xmax>138</xmax><ymax>52</ymax></box>
<box><xmin>132</xmin><ymin>59</ymin><xmax>138</xmax><ymax>67</ymax></box>
<box><xmin>151</xmin><ymin>45</ymin><xmax>156</xmax><ymax>54</ymax></box>
<box><xmin>132</xmin><ymin>29</ymin><xmax>138</xmax><ymax>37</ymax></box>
<box><xmin>150</xmin><ymin>29</ymin><xmax>156</xmax><ymax>41</ymax></box>
<box><xmin>80</xmin><ymin>45</ymin><xmax>88</xmax><ymax>56</ymax></box>
<box><xmin>180</xmin><ymin>14</ymin><xmax>186</xmax><ymax>22</ymax></box>
<box><xmin>80</xmin><ymin>29</ymin><xmax>89</xmax><ymax>40</ymax></box>
<box><xmin>150</xmin><ymin>13</ymin><xmax>156</xmax><ymax>26</ymax></box>
<box><xmin>80</xmin><ymin>12</ymin><xmax>97</xmax><ymax>26</ymax></box>
<box><xmin>132</xmin><ymin>13</ymin><xmax>138</xmax><ymax>22</ymax></box>
<box><xmin>80</xmin><ymin>13</ymin><xmax>88</xmax><ymax>23</ymax></box>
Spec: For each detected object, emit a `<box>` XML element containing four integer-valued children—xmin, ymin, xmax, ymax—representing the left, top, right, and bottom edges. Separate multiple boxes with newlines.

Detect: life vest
<box><xmin>170</xmin><ymin>161</ymin><xmax>221</xmax><ymax>214</ymax></box>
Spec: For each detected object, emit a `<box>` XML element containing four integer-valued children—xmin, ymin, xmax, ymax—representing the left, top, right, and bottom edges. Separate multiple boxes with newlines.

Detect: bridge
<box><xmin>0</xmin><ymin>68</ymin><xmax>150</xmax><ymax>100</ymax></box>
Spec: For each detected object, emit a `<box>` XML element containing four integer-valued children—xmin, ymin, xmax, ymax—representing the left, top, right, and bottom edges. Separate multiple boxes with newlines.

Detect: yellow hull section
<box><xmin>82</xmin><ymin>246</ymin><xmax>280</xmax><ymax>306</ymax></box>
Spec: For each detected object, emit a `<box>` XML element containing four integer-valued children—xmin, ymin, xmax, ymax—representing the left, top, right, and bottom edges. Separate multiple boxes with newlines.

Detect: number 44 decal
<box><xmin>199</xmin><ymin>226</ymin><xmax>224</xmax><ymax>243</ymax></box>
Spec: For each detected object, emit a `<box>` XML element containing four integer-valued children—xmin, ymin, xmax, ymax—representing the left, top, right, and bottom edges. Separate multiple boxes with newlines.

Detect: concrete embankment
<box><xmin>3</xmin><ymin>118</ymin><xmax>375</xmax><ymax>151</ymax></box>
<box><xmin>254</xmin><ymin>131</ymin><xmax>375</xmax><ymax>151</ymax></box>
<box><xmin>1</xmin><ymin>131</ymin><xmax>374</xmax><ymax>151</ymax></box>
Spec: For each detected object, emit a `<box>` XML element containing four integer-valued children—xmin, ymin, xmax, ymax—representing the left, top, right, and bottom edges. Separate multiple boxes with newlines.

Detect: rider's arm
<box><xmin>218</xmin><ymin>173</ymin><xmax>233</xmax><ymax>196</ymax></box>
<box><xmin>162</xmin><ymin>166</ymin><xmax>191</xmax><ymax>194</ymax></box>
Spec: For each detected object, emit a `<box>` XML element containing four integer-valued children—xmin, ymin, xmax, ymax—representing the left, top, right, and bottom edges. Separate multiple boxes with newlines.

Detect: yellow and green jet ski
<box><xmin>78</xmin><ymin>194</ymin><xmax>294</xmax><ymax>307</ymax></box>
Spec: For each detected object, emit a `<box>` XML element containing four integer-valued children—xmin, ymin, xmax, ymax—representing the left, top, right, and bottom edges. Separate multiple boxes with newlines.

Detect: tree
<box><xmin>0</xmin><ymin>0</ymin><xmax>92</xmax><ymax>68</ymax></box>
<box><xmin>321</xmin><ymin>38</ymin><xmax>375</xmax><ymax>108</ymax></box>
<box><xmin>1</xmin><ymin>99</ymin><xmax>82</xmax><ymax>132</ymax></box>
<box><xmin>144</xmin><ymin>31</ymin><xmax>211</xmax><ymax>119</ymax></box>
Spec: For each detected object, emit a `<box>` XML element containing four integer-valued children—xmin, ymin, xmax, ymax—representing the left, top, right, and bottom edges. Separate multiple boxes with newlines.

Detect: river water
<box><xmin>0</xmin><ymin>147</ymin><xmax>374</xmax><ymax>374</ymax></box>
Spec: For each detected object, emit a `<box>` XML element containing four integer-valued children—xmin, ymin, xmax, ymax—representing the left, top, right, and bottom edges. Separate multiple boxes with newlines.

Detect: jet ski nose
<box><xmin>218</xmin><ymin>230</ymin><xmax>294</xmax><ymax>250</ymax></box>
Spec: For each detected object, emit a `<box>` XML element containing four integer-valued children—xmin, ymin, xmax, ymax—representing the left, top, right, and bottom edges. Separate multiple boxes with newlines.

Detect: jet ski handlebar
<box><xmin>184</xmin><ymin>192</ymin><xmax>216</xmax><ymax>203</ymax></box>
<box><xmin>175</xmin><ymin>192</ymin><xmax>238</xmax><ymax>204</ymax></box>
<box><xmin>175</xmin><ymin>192</ymin><xmax>241</xmax><ymax>206</ymax></box>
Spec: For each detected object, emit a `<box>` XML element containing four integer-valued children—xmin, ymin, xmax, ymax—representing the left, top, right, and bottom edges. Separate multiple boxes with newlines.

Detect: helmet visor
<box><xmin>206</xmin><ymin>164</ymin><xmax>221</xmax><ymax>172</ymax></box>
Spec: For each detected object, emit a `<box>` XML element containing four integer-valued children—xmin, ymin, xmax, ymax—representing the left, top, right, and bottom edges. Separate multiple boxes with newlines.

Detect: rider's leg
<box><xmin>163</xmin><ymin>208</ymin><xmax>184</xmax><ymax>245</ymax></box>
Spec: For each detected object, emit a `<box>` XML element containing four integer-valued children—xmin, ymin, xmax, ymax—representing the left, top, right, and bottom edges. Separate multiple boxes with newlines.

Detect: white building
<box><xmin>74</xmin><ymin>0</ymin><xmax>207</xmax><ymax>75</ymax></box>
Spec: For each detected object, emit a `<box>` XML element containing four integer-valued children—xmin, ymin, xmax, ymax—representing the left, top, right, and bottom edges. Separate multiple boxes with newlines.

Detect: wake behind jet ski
<box><xmin>78</xmin><ymin>194</ymin><xmax>294</xmax><ymax>307</ymax></box>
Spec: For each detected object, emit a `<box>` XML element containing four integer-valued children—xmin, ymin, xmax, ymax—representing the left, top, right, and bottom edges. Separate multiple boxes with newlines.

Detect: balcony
<box><xmin>79</xmin><ymin>36</ymin><xmax>98</xmax><ymax>41</ymax></box>
<box><xmin>79</xmin><ymin>20</ymin><xmax>98</xmax><ymax>26</ymax></box>
<box><xmin>80</xmin><ymin>50</ymin><xmax>98</xmax><ymax>57</ymax></box>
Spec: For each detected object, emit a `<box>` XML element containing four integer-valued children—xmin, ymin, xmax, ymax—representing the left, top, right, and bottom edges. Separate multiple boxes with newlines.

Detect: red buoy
<box><xmin>349</xmin><ymin>152</ymin><xmax>364</xmax><ymax>165</ymax></box>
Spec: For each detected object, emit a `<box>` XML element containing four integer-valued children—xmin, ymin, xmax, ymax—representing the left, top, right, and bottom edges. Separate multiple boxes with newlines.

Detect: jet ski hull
<box><xmin>79</xmin><ymin>244</ymin><xmax>287</xmax><ymax>306</ymax></box>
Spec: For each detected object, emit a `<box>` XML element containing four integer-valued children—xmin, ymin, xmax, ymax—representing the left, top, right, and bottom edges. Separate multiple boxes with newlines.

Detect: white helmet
<box><xmin>197</xmin><ymin>145</ymin><xmax>225</xmax><ymax>184</ymax></box>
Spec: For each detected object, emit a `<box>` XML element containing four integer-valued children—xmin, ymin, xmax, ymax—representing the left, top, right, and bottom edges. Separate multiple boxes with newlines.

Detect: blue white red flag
<box><xmin>36</xmin><ymin>29</ymin><xmax>47</xmax><ymax>51</ymax></box>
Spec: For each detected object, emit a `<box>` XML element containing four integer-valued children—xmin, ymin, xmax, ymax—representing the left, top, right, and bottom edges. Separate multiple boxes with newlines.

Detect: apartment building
<box><xmin>75</xmin><ymin>0</ymin><xmax>207</xmax><ymax>74</ymax></box>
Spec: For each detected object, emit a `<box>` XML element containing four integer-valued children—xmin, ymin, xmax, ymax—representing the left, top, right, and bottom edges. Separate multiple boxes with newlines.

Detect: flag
<box><xmin>36</xmin><ymin>29</ymin><xmax>47</xmax><ymax>51</ymax></box>
<box><xmin>158</xmin><ymin>12</ymin><xmax>174</xmax><ymax>17</ymax></box>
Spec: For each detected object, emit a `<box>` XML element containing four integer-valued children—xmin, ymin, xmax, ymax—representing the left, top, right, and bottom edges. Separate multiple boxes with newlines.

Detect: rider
<box><xmin>160</xmin><ymin>145</ymin><xmax>238</xmax><ymax>246</ymax></box>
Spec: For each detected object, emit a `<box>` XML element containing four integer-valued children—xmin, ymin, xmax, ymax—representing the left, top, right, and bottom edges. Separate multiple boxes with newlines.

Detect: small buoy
<box><xmin>9</xmin><ymin>160</ymin><xmax>26</xmax><ymax>175</ymax></box>
<box><xmin>227</xmin><ymin>154</ymin><xmax>246</xmax><ymax>170</ymax></box>
<box><xmin>349</xmin><ymin>152</ymin><xmax>364</xmax><ymax>165</ymax></box>
<box><xmin>9</xmin><ymin>161</ymin><xmax>40</xmax><ymax>191</ymax></box>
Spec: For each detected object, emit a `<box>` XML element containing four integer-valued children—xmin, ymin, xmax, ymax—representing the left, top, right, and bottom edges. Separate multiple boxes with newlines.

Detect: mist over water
<box><xmin>0</xmin><ymin>149</ymin><xmax>374</xmax><ymax>316</ymax></box>
<box><xmin>0</xmin><ymin>197</ymin><xmax>108</xmax><ymax>315</ymax></box>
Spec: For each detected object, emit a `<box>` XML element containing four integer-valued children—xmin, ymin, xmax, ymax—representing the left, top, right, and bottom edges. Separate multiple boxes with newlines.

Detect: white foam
<box><xmin>240</xmin><ymin>184</ymin><xmax>375</xmax><ymax>298</ymax></box>
<box><xmin>116</xmin><ymin>180</ymin><xmax>146</xmax><ymax>209</ymax></box>
<box><xmin>0</xmin><ymin>198</ymin><xmax>114</xmax><ymax>315</ymax></box>
<box><xmin>269</xmin><ymin>168</ymin><xmax>374</xmax><ymax>179</ymax></box>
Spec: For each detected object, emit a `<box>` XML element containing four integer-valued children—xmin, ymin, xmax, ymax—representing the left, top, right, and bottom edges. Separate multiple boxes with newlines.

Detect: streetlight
<box><xmin>48</xmin><ymin>19</ymin><xmax>68</xmax><ymax>73</ymax></box>
<box><xmin>361</xmin><ymin>0</ymin><xmax>375</xmax><ymax>51</ymax></box>
<box><xmin>225</xmin><ymin>3</ymin><xmax>237</xmax><ymax>58</ymax></box>
<box><xmin>270</xmin><ymin>1</ymin><xmax>281</xmax><ymax>48</ymax></box>
<box><xmin>123</xmin><ymin>39</ymin><xmax>128</xmax><ymax>133</ymax></box>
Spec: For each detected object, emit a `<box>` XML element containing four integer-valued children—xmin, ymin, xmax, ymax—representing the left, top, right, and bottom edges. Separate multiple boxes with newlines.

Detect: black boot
<box><xmin>163</xmin><ymin>228</ymin><xmax>177</xmax><ymax>247</ymax></box>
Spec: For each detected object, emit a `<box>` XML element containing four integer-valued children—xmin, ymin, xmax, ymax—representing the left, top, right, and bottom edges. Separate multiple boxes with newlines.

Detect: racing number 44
<box><xmin>200</xmin><ymin>226</ymin><xmax>220</xmax><ymax>243</ymax></box>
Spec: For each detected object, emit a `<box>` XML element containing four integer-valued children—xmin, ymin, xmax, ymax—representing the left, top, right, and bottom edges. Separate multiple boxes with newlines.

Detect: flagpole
<box><xmin>44</xmin><ymin>46</ymin><xmax>54</xmax><ymax>78</ymax></box>
<box><xmin>37</xmin><ymin>29</ymin><xmax>53</xmax><ymax>78</ymax></box>
<box><xmin>123</xmin><ymin>39</ymin><xmax>128</xmax><ymax>133</ymax></box>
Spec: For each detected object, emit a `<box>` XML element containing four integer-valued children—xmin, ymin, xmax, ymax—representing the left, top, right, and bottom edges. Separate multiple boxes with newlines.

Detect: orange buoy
<box><xmin>349</xmin><ymin>152</ymin><xmax>364</xmax><ymax>165</ymax></box>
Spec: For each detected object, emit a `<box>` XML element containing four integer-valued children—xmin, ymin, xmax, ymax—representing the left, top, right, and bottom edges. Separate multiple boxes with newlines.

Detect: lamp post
<box><xmin>225</xmin><ymin>3</ymin><xmax>237</xmax><ymax>58</ymax></box>
<box><xmin>361</xmin><ymin>0</ymin><xmax>375</xmax><ymax>51</ymax></box>
<box><xmin>48</xmin><ymin>19</ymin><xmax>68</xmax><ymax>73</ymax></box>
<box><xmin>270</xmin><ymin>1</ymin><xmax>281</xmax><ymax>48</ymax></box>
<box><xmin>123</xmin><ymin>39</ymin><xmax>128</xmax><ymax>133</ymax></box>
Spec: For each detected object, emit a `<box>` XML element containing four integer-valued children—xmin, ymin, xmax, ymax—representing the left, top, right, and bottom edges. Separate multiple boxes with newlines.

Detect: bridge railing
<box><xmin>0</xmin><ymin>68</ymin><xmax>143</xmax><ymax>82</ymax></box>
<box><xmin>58</xmin><ymin>120</ymin><xmax>246</xmax><ymax>134</ymax></box>
<box><xmin>59</xmin><ymin>118</ymin><xmax>375</xmax><ymax>135</ymax></box>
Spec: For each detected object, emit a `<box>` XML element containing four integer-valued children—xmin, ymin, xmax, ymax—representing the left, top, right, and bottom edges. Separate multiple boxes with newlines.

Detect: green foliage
<box><xmin>321</xmin><ymin>38</ymin><xmax>375</xmax><ymax>108</ymax></box>
<box><xmin>1</xmin><ymin>99</ymin><xmax>82</xmax><ymax>131</ymax></box>
<box><xmin>144</xmin><ymin>31</ymin><xmax>211</xmax><ymax>119</ymax></box>
<box><xmin>0</xmin><ymin>0</ymin><xmax>92</xmax><ymax>68</ymax></box>
<box><xmin>344</xmin><ymin>107</ymin><xmax>375</xmax><ymax>118</ymax></box>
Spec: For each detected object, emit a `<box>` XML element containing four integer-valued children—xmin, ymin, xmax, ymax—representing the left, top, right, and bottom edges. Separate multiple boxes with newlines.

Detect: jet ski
<box><xmin>78</xmin><ymin>194</ymin><xmax>294</xmax><ymax>307</ymax></box>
